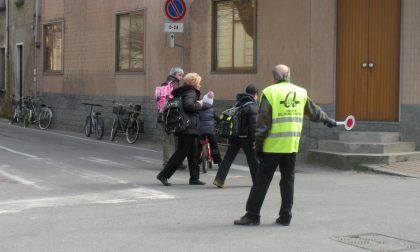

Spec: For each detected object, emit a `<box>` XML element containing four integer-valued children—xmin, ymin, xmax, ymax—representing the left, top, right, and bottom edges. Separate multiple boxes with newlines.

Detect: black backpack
<box><xmin>216</xmin><ymin>101</ymin><xmax>254</xmax><ymax>138</ymax></box>
<box><xmin>164</xmin><ymin>96</ymin><xmax>190</xmax><ymax>134</ymax></box>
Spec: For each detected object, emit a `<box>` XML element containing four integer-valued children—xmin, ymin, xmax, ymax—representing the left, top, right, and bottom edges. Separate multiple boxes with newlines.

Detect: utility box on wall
<box><xmin>15</xmin><ymin>0</ymin><xmax>24</xmax><ymax>7</ymax></box>
<box><xmin>0</xmin><ymin>0</ymin><xmax>6</xmax><ymax>11</ymax></box>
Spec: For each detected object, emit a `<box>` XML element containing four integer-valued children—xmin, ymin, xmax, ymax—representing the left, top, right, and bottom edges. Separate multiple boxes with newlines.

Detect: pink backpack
<box><xmin>155</xmin><ymin>81</ymin><xmax>174</xmax><ymax>113</ymax></box>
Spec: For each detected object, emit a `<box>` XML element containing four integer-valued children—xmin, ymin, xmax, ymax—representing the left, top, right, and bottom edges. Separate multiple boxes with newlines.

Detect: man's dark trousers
<box><xmin>215</xmin><ymin>137</ymin><xmax>259</xmax><ymax>184</ymax></box>
<box><xmin>245</xmin><ymin>153</ymin><xmax>296</xmax><ymax>221</ymax></box>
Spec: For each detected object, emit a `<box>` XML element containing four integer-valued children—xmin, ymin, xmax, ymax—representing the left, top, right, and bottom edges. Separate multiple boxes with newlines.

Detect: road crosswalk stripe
<box><xmin>0</xmin><ymin>145</ymin><xmax>38</xmax><ymax>159</ymax></box>
<box><xmin>0</xmin><ymin>187</ymin><xmax>175</xmax><ymax>214</ymax></box>
<box><xmin>0</xmin><ymin>165</ymin><xmax>47</xmax><ymax>190</ymax></box>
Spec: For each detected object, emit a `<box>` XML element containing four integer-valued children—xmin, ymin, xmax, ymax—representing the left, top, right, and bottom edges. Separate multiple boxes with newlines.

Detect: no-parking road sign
<box><xmin>164</xmin><ymin>0</ymin><xmax>187</xmax><ymax>21</ymax></box>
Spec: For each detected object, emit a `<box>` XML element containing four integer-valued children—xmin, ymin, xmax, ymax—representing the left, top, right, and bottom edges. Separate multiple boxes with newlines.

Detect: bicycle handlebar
<box><xmin>82</xmin><ymin>102</ymin><xmax>103</xmax><ymax>107</ymax></box>
<box><xmin>112</xmin><ymin>101</ymin><xmax>141</xmax><ymax>111</ymax></box>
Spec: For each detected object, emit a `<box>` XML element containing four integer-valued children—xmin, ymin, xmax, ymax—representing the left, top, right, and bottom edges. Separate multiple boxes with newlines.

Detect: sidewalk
<box><xmin>2</xmin><ymin>117</ymin><xmax>419</xmax><ymax>178</ymax></box>
<box><xmin>364</xmin><ymin>161</ymin><xmax>420</xmax><ymax>178</ymax></box>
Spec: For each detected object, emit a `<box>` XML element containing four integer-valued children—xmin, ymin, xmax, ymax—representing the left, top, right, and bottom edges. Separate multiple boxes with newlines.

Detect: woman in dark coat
<box><xmin>157</xmin><ymin>73</ymin><xmax>205</xmax><ymax>186</ymax></box>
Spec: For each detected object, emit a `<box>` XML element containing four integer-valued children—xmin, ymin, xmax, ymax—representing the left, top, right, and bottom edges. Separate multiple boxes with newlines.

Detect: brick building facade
<box><xmin>1</xmin><ymin>0</ymin><xmax>420</xmax><ymax>155</ymax></box>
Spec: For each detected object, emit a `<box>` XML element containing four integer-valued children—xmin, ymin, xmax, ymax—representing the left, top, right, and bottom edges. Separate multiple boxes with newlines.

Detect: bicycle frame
<box><xmin>25</xmin><ymin>98</ymin><xmax>42</xmax><ymax>123</ymax></box>
<box><xmin>200</xmin><ymin>135</ymin><xmax>212</xmax><ymax>173</ymax></box>
<box><xmin>82</xmin><ymin>103</ymin><xmax>104</xmax><ymax>140</ymax></box>
<box><xmin>110</xmin><ymin>102</ymin><xmax>142</xmax><ymax>144</ymax></box>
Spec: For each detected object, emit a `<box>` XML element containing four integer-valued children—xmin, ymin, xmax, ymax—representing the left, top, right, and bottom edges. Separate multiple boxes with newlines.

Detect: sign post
<box><xmin>169</xmin><ymin>33</ymin><xmax>175</xmax><ymax>48</ymax></box>
<box><xmin>163</xmin><ymin>0</ymin><xmax>186</xmax><ymax>69</ymax></box>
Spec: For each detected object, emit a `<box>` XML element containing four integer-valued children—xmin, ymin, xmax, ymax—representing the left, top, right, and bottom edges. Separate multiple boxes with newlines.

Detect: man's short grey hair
<box><xmin>273</xmin><ymin>67</ymin><xmax>291</xmax><ymax>83</ymax></box>
<box><xmin>169</xmin><ymin>67</ymin><xmax>184</xmax><ymax>76</ymax></box>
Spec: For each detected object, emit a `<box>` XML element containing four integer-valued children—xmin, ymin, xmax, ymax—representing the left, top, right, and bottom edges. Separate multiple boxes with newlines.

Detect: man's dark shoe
<box><xmin>157</xmin><ymin>175</ymin><xmax>171</xmax><ymax>186</ymax></box>
<box><xmin>275</xmin><ymin>217</ymin><xmax>290</xmax><ymax>226</ymax></box>
<box><xmin>189</xmin><ymin>180</ymin><xmax>206</xmax><ymax>185</ymax></box>
<box><xmin>234</xmin><ymin>216</ymin><xmax>260</xmax><ymax>226</ymax></box>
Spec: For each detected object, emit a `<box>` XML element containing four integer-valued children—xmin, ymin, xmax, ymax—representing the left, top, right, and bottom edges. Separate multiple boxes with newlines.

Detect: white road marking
<box><xmin>127</xmin><ymin>156</ymin><xmax>263</xmax><ymax>174</ymax></box>
<box><xmin>0</xmin><ymin>187</ymin><xmax>176</xmax><ymax>214</ymax></box>
<box><xmin>80</xmin><ymin>157</ymin><xmax>133</xmax><ymax>168</ymax></box>
<box><xmin>79</xmin><ymin>171</ymin><xmax>129</xmax><ymax>184</ymax></box>
<box><xmin>0</xmin><ymin>165</ymin><xmax>46</xmax><ymax>190</ymax></box>
<box><xmin>128</xmin><ymin>156</ymin><xmax>161</xmax><ymax>165</ymax></box>
<box><xmin>204</xmin><ymin>173</ymin><xmax>245</xmax><ymax>179</ymax></box>
<box><xmin>0</xmin><ymin>145</ymin><xmax>38</xmax><ymax>159</ymax></box>
<box><xmin>231</xmin><ymin>164</ymin><xmax>280</xmax><ymax>176</ymax></box>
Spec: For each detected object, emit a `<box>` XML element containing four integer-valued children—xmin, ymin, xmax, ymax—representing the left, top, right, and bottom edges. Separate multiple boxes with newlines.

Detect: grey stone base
<box><xmin>35</xmin><ymin>93</ymin><xmax>420</xmax><ymax>155</ymax></box>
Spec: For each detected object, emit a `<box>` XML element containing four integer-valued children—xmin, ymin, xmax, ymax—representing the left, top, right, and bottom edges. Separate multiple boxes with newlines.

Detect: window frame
<box><xmin>43</xmin><ymin>20</ymin><xmax>64</xmax><ymax>74</ymax></box>
<box><xmin>211</xmin><ymin>0</ymin><xmax>257</xmax><ymax>73</ymax></box>
<box><xmin>115</xmin><ymin>9</ymin><xmax>146</xmax><ymax>73</ymax></box>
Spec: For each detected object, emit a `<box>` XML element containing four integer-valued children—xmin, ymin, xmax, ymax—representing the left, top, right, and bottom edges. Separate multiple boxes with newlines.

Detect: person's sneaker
<box><xmin>189</xmin><ymin>180</ymin><xmax>206</xmax><ymax>185</ymax></box>
<box><xmin>275</xmin><ymin>217</ymin><xmax>290</xmax><ymax>226</ymax></box>
<box><xmin>156</xmin><ymin>175</ymin><xmax>171</xmax><ymax>186</ymax></box>
<box><xmin>234</xmin><ymin>216</ymin><xmax>260</xmax><ymax>226</ymax></box>
<box><xmin>213</xmin><ymin>179</ymin><xmax>224</xmax><ymax>188</ymax></box>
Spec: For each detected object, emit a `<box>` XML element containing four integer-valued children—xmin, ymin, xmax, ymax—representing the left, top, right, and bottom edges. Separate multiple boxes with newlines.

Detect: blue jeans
<box><xmin>215</xmin><ymin>137</ymin><xmax>259</xmax><ymax>184</ymax></box>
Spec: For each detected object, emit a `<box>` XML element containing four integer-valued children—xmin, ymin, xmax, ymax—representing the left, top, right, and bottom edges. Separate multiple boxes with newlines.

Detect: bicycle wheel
<box><xmin>9</xmin><ymin>108</ymin><xmax>18</xmax><ymax>125</ymax></box>
<box><xmin>23</xmin><ymin>110</ymin><xmax>31</xmax><ymax>128</ymax></box>
<box><xmin>95</xmin><ymin>117</ymin><xmax>104</xmax><ymax>140</ymax></box>
<box><xmin>38</xmin><ymin>108</ymin><xmax>53</xmax><ymax>130</ymax></box>
<box><xmin>84</xmin><ymin>116</ymin><xmax>92</xmax><ymax>137</ymax></box>
<box><xmin>201</xmin><ymin>145</ymin><xmax>208</xmax><ymax>173</ymax></box>
<box><xmin>110</xmin><ymin>117</ymin><xmax>118</xmax><ymax>141</ymax></box>
<box><xmin>126</xmin><ymin>119</ymin><xmax>140</xmax><ymax>144</ymax></box>
<box><xmin>207</xmin><ymin>144</ymin><xmax>213</xmax><ymax>169</ymax></box>
<box><xmin>202</xmin><ymin>159</ymin><xmax>208</xmax><ymax>173</ymax></box>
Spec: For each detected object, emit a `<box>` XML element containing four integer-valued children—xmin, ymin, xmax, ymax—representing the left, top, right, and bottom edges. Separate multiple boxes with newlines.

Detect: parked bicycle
<box><xmin>9</xmin><ymin>95</ymin><xmax>24</xmax><ymax>125</ymax></box>
<box><xmin>199</xmin><ymin>135</ymin><xmax>213</xmax><ymax>173</ymax></box>
<box><xmin>82</xmin><ymin>103</ymin><xmax>104</xmax><ymax>140</ymax></box>
<box><xmin>23</xmin><ymin>97</ymin><xmax>53</xmax><ymax>130</ymax></box>
<box><xmin>110</xmin><ymin>101</ymin><xmax>142</xmax><ymax>144</ymax></box>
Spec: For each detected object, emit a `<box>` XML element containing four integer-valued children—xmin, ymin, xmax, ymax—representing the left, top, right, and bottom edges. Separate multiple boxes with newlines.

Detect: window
<box><xmin>213</xmin><ymin>0</ymin><xmax>256</xmax><ymax>72</ymax></box>
<box><xmin>44</xmin><ymin>22</ymin><xmax>63</xmax><ymax>73</ymax></box>
<box><xmin>116</xmin><ymin>10</ymin><xmax>145</xmax><ymax>72</ymax></box>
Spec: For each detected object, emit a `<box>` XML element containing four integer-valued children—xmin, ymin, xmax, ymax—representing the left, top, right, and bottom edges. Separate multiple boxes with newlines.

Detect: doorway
<box><xmin>336</xmin><ymin>0</ymin><xmax>401</xmax><ymax>121</ymax></box>
<box><xmin>0</xmin><ymin>48</ymin><xmax>5</xmax><ymax>91</ymax></box>
<box><xmin>16</xmin><ymin>44</ymin><xmax>23</xmax><ymax>100</ymax></box>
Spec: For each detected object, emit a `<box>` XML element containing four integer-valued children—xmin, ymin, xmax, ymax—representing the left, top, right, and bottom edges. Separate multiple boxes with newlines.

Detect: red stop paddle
<box><xmin>336</xmin><ymin>115</ymin><xmax>355</xmax><ymax>130</ymax></box>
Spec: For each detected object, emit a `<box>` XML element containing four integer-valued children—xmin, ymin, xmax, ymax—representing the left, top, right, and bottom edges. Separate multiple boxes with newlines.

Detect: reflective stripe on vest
<box><xmin>261</xmin><ymin>82</ymin><xmax>307</xmax><ymax>153</ymax></box>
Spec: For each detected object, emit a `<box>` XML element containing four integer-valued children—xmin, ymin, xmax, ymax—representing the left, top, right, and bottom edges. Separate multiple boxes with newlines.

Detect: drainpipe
<box><xmin>175</xmin><ymin>43</ymin><xmax>185</xmax><ymax>72</ymax></box>
<box><xmin>4</xmin><ymin>0</ymin><xmax>9</xmax><ymax>95</ymax></box>
<box><xmin>33</xmin><ymin>0</ymin><xmax>40</xmax><ymax>98</ymax></box>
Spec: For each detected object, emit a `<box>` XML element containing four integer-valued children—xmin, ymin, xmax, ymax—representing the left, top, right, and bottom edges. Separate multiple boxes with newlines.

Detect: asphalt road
<box><xmin>1</xmin><ymin>120</ymin><xmax>420</xmax><ymax>252</ymax></box>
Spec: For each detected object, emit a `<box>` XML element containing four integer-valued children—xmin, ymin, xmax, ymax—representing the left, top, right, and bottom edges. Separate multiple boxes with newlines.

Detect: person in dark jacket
<box><xmin>157</xmin><ymin>73</ymin><xmax>205</xmax><ymax>186</ymax></box>
<box><xmin>213</xmin><ymin>84</ymin><xmax>260</xmax><ymax>188</ymax></box>
<box><xmin>157</xmin><ymin>67</ymin><xmax>187</xmax><ymax>170</ymax></box>
<box><xmin>198</xmin><ymin>91</ymin><xmax>222</xmax><ymax>164</ymax></box>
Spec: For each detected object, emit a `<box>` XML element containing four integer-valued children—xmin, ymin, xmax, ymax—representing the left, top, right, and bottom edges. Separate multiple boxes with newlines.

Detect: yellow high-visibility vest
<box><xmin>260</xmin><ymin>82</ymin><xmax>307</xmax><ymax>153</ymax></box>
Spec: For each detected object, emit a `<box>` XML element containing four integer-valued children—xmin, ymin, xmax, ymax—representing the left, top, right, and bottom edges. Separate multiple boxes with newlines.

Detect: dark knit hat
<box><xmin>245</xmin><ymin>84</ymin><xmax>259</xmax><ymax>95</ymax></box>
